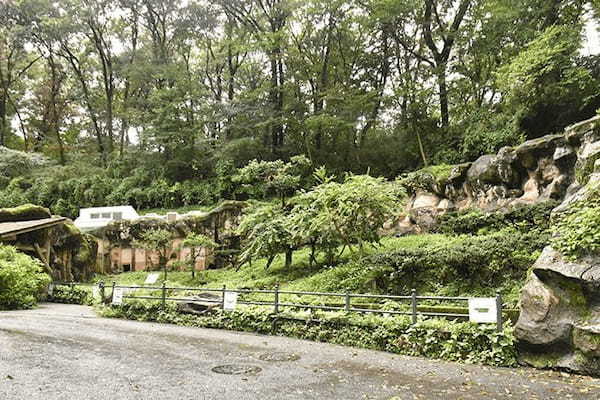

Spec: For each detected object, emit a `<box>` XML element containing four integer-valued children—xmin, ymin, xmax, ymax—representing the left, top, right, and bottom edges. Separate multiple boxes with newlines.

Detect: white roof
<box><xmin>79</xmin><ymin>206</ymin><xmax>138</xmax><ymax>215</ymax></box>
<box><xmin>74</xmin><ymin>206</ymin><xmax>139</xmax><ymax>232</ymax></box>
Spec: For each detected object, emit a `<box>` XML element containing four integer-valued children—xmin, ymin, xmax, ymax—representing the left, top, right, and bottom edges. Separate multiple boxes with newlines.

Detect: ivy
<box><xmin>552</xmin><ymin>186</ymin><xmax>600</xmax><ymax>260</ymax></box>
<box><xmin>435</xmin><ymin>201</ymin><xmax>558</xmax><ymax>235</ymax></box>
<box><xmin>50</xmin><ymin>285</ymin><xmax>93</xmax><ymax>305</ymax></box>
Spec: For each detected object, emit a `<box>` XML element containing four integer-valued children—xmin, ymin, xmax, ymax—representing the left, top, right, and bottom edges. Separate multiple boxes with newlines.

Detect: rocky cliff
<box><xmin>397</xmin><ymin>115</ymin><xmax>600</xmax><ymax>375</ymax></box>
<box><xmin>396</xmin><ymin>118</ymin><xmax>600</xmax><ymax>233</ymax></box>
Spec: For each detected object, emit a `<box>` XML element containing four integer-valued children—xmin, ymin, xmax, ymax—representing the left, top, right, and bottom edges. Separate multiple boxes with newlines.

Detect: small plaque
<box><xmin>145</xmin><ymin>273</ymin><xmax>160</xmax><ymax>285</ymax></box>
<box><xmin>223</xmin><ymin>291</ymin><xmax>238</xmax><ymax>311</ymax></box>
<box><xmin>92</xmin><ymin>286</ymin><xmax>100</xmax><ymax>299</ymax></box>
<box><xmin>112</xmin><ymin>288</ymin><xmax>124</xmax><ymax>305</ymax></box>
<box><xmin>468</xmin><ymin>298</ymin><xmax>497</xmax><ymax>323</ymax></box>
<box><xmin>47</xmin><ymin>283</ymin><xmax>55</xmax><ymax>296</ymax></box>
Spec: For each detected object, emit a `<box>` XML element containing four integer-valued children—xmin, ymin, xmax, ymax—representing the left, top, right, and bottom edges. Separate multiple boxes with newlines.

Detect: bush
<box><xmin>100</xmin><ymin>301</ymin><xmax>517</xmax><ymax>367</ymax></box>
<box><xmin>0</xmin><ymin>147</ymin><xmax>50</xmax><ymax>178</ymax></box>
<box><xmin>435</xmin><ymin>201</ymin><xmax>558</xmax><ymax>235</ymax></box>
<box><xmin>0</xmin><ymin>245</ymin><xmax>51</xmax><ymax>310</ymax></box>
<box><xmin>50</xmin><ymin>285</ymin><xmax>92</xmax><ymax>305</ymax></box>
<box><xmin>348</xmin><ymin>229</ymin><xmax>548</xmax><ymax>298</ymax></box>
<box><xmin>552</xmin><ymin>189</ymin><xmax>600</xmax><ymax>260</ymax></box>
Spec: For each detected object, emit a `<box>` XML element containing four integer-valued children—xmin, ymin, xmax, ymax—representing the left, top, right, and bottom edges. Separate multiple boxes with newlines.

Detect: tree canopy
<box><xmin>0</xmin><ymin>0</ymin><xmax>599</xmax><ymax>216</ymax></box>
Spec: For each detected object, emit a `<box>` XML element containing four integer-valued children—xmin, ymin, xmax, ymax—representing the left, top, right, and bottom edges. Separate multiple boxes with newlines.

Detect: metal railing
<box><xmin>51</xmin><ymin>281</ymin><xmax>506</xmax><ymax>331</ymax></box>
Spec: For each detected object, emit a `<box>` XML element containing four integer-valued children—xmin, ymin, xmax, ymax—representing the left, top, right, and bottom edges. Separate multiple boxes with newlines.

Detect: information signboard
<box><xmin>223</xmin><ymin>291</ymin><xmax>238</xmax><ymax>311</ymax></box>
<box><xmin>112</xmin><ymin>288</ymin><xmax>124</xmax><ymax>305</ymax></box>
<box><xmin>468</xmin><ymin>298</ymin><xmax>497</xmax><ymax>323</ymax></box>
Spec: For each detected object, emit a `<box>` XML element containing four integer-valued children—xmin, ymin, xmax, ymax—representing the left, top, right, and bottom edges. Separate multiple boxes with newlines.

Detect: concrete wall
<box><xmin>97</xmin><ymin>238</ymin><xmax>211</xmax><ymax>273</ymax></box>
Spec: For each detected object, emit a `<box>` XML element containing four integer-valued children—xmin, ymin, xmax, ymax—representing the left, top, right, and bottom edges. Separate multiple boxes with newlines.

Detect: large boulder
<box><xmin>515</xmin><ymin>247</ymin><xmax>600</xmax><ymax>375</ymax></box>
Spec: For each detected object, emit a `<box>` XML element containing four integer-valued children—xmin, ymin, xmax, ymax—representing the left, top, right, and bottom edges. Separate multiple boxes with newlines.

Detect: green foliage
<box><xmin>180</xmin><ymin>233</ymin><xmax>218</xmax><ymax>275</ymax></box>
<box><xmin>397</xmin><ymin>164</ymin><xmax>454</xmax><ymax>194</ymax></box>
<box><xmin>233</xmin><ymin>155</ymin><xmax>313</xmax><ymax>204</ymax></box>
<box><xmin>459</xmin><ymin>110</ymin><xmax>526</xmax><ymax>160</ymax></box>
<box><xmin>133</xmin><ymin>229</ymin><xmax>175</xmax><ymax>279</ymax></box>
<box><xmin>237</xmin><ymin>205</ymin><xmax>293</xmax><ymax>267</ymax></box>
<box><xmin>552</xmin><ymin>188</ymin><xmax>600</xmax><ymax>259</ymax></box>
<box><xmin>290</xmin><ymin>175</ymin><xmax>398</xmax><ymax>256</ymax></box>
<box><xmin>133</xmin><ymin>229</ymin><xmax>175</xmax><ymax>252</ymax></box>
<box><xmin>350</xmin><ymin>229</ymin><xmax>547</xmax><ymax>301</ymax></box>
<box><xmin>101</xmin><ymin>301</ymin><xmax>517</xmax><ymax>367</ymax></box>
<box><xmin>435</xmin><ymin>201</ymin><xmax>558</xmax><ymax>235</ymax></box>
<box><xmin>0</xmin><ymin>204</ymin><xmax>51</xmax><ymax>222</ymax></box>
<box><xmin>497</xmin><ymin>25</ymin><xmax>600</xmax><ymax>137</ymax></box>
<box><xmin>0</xmin><ymin>245</ymin><xmax>51</xmax><ymax>310</ymax></box>
<box><xmin>0</xmin><ymin>147</ymin><xmax>50</xmax><ymax>178</ymax></box>
<box><xmin>181</xmin><ymin>233</ymin><xmax>217</xmax><ymax>250</ymax></box>
<box><xmin>50</xmin><ymin>285</ymin><xmax>92</xmax><ymax>305</ymax></box>
<box><xmin>237</xmin><ymin>174</ymin><xmax>398</xmax><ymax>268</ymax></box>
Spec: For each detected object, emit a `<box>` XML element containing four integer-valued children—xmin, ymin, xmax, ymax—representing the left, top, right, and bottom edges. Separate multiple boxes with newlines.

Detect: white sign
<box><xmin>112</xmin><ymin>288</ymin><xmax>124</xmax><ymax>305</ymax></box>
<box><xmin>468</xmin><ymin>298</ymin><xmax>497</xmax><ymax>323</ymax></box>
<box><xmin>223</xmin><ymin>291</ymin><xmax>238</xmax><ymax>311</ymax></box>
<box><xmin>47</xmin><ymin>283</ymin><xmax>55</xmax><ymax>296</ymax></box>
<box><xmin>92</xmin><ymin>286</ymin><xmax>100</xmax><ymax>300</ymax></box>
<box><xmin>144</xmin><ymin>273</ymin><xmax>160</xmax><ymax>285</ymax></box>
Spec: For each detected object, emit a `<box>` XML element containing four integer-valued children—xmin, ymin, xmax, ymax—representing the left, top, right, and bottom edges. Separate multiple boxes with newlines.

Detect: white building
<box><xmin>74</xmin><ymin>206</ymin><xmax>140</xmax><ymax>232</ymax></box>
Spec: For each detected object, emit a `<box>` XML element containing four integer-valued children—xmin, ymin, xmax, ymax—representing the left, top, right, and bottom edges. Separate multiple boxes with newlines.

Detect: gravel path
<box><xmin>1</xmin><ymin>303</ymin><xmax>600</xmax><ymax>400</ymax></box>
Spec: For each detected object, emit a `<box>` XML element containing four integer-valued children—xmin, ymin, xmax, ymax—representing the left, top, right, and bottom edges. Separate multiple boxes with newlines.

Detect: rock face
<box><xmin>0</xmin><ymin>204</ymin><xmax>97</xmax><ymax>281</ymax></box>
<box><xmin>516</xmin><ymin>169</ymin><xmax>600</xmax><ymax>375</ymax></box>
<box><xmin>400</xmin><ymin>116</ymin><xmax>598</xmax><ymax>233</ymax></box>
<box><xmin>399</xmin><ymin>116</ymin><xmax>600</xmax><ymax>375</ymax></box>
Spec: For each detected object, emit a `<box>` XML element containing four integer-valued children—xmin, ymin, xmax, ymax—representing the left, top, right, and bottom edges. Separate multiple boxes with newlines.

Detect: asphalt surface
<box><xmin>1</xmin><ymin>303</ymin><xmax>600</xmax><ymax>400</ymax></box>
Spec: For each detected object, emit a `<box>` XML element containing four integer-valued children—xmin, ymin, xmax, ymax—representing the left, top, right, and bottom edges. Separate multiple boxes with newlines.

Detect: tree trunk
<box><xmin>0</xmin><ymin>95</ymin><xmax>6</xmax><ymax>147</ymax></box>
<box><xmin>265</xmin><ymin>255</ymin><xmax>276</xmax><ymax>270</ymax></box>
<box><xmin>437</xmin><ymin>65</ymin><xmax>449</xmax><ymax>128</ymax></box>
<box><xmin>284</xmin><ymin>248</ymin><xmax>293</xmax><ymax>269</ymax></box>
<box><xmin>269</xmin><ymin>54</ymin><xmax>280</xmax><ymax>151</ymax></box>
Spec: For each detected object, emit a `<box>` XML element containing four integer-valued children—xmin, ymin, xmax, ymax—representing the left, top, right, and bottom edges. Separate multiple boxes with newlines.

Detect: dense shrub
<box><xmin>435</xmin><ymin>201</ymin><xmax>558</xmax><ymax>235</ymax></box>
<box><xmin>552</xmin><ymin>187</ymin><xmax>600</xmax><ymax>260</ymax></box>
<box><xmin>50</xmin><ymin>285</ymin><xmax>92</xmax><ymax>305</ymax></box>
<box><xmin>346</xmin><ymin>229</ymin><xmax>548</xmax><ymax>296</ymax></box>
<box><xmin>397</xmin><ymin>164</ymin><xmax>455</xmax><ymax>194</ymax></box>
<box><xmin>0</xmin><ymin>245</ymin><xmax>51</xmax><ymax>310</ymax></box>
<box><xmin>101</xmin><ymin>301</ymin><xmax>517</xmax><ymax>367</ymax></box>
<box><xmin>0</xmin><ymin>146</ymin><xmax>50</xmax><ymax>178</ymax></box>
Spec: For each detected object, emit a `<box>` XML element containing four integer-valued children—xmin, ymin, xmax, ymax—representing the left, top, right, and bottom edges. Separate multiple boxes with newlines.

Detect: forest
<box><xmin>1</xmin><ymin>0</ymin><xmax>600</xmax><ymax>216</ymax></box>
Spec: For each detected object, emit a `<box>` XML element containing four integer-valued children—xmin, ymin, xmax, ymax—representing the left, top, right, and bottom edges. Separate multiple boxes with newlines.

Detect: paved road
<box><xmin>1</xmin><ymin>304</ymin><xmax>600</xmax><ymax>400</ymax></box>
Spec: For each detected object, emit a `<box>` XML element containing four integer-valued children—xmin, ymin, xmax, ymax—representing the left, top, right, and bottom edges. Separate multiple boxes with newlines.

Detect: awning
<box><xmin>0</xmin><ymin>217</ymin><xmax>67</xmax><ymax>240</ymax></box>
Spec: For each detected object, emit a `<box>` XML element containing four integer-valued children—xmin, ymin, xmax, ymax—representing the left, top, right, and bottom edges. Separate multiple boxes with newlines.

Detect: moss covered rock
<box><xmin>0</xmin><ymin>204</ymin><xmax>51</xmax><ymax>222</ymax></box>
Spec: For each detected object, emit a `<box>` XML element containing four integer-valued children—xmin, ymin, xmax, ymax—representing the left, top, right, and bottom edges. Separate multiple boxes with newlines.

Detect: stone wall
<box><xmin>93</xmin><ymin>200</ymin><xmax>246</xmax><ymax>274</ymax></box>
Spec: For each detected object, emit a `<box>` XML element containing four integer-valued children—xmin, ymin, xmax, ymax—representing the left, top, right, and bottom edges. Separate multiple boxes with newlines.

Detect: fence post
<box><xmin>496</xmin><ymin>290</ymin><xmax>503</xmax><ymax>332</ymax></box>
<box><xmin>221</xmin><ymin>285</ymin><xmax>226</xmax><ymax>309</ymax></box>
<box><xmin>99</xmin><ymin>281</ymin><xmax>105</xmax><ymax>302</ymax></box>
<box><xmin>411</xmin><ymin>289</ymin><xmax>417</xmax><ymax>325</ymax></box>
<box><xmin>111</xmin><ymin>281</ymin><xmax>116</xmax><ymax>303</ymax></box>
<box><xmin>161</xmin><ymin>281</ymin><xmax>167</xmax><ymax>309</ymax></box>
<box><xmin>345</xmin><ymin>292</ymin><xmax>350</xmax><ymax>312</ymax></box>
<box><xmin>274</xmin><ymin>283</ymin><xmax>280</xmax><ymax>314</ymax></box>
